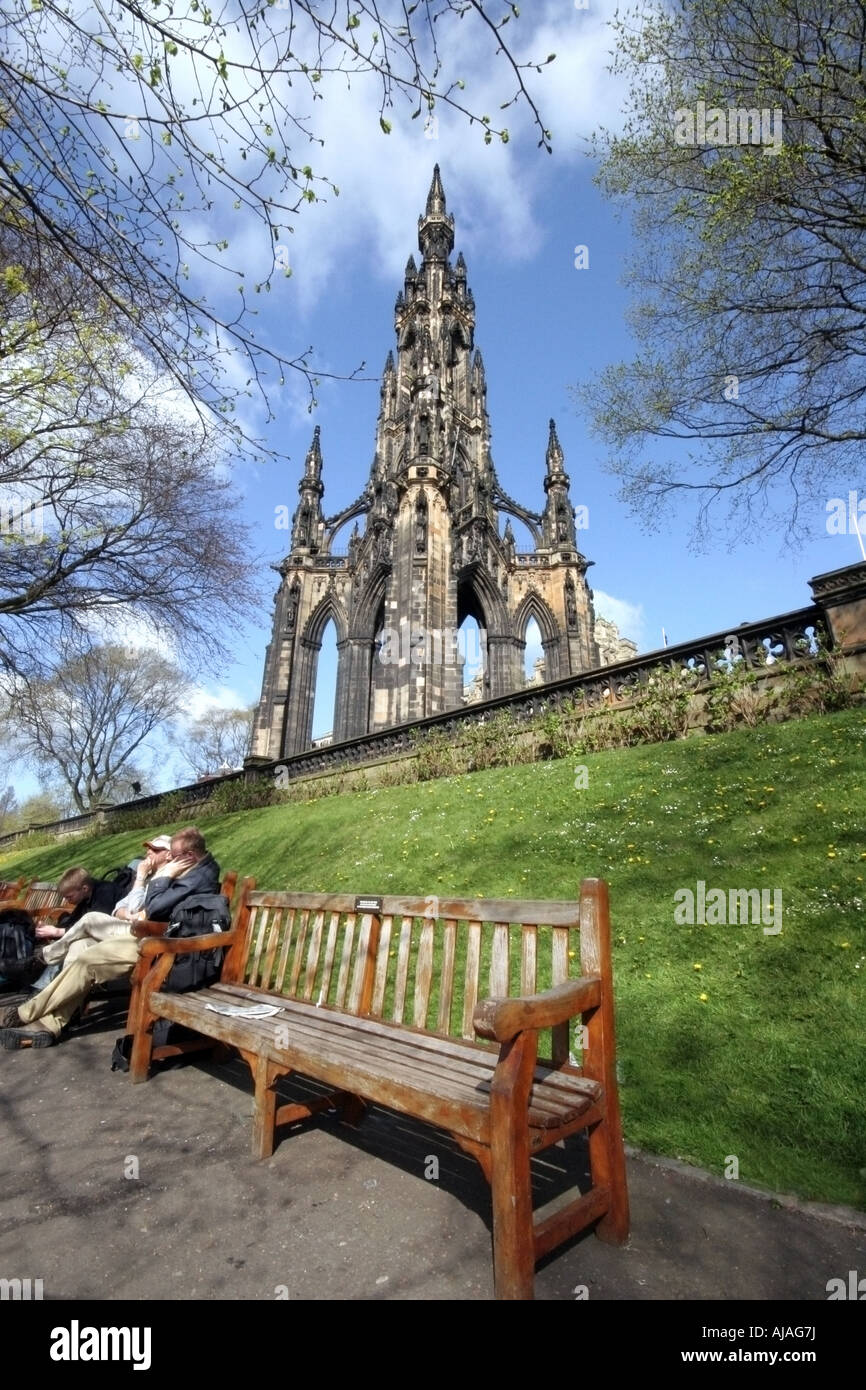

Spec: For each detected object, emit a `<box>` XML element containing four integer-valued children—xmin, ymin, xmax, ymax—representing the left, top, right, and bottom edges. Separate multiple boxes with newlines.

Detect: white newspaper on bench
<box><xmin>204</xmin><ymin>1002</ymin><xmax>283</xmax><ymax>1018</ymax></box>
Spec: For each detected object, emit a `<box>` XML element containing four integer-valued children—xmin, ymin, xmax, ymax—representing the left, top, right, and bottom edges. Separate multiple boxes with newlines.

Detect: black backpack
<box><xmin>161</xmin><ymin>893</ymin><xmax>232</xmax><ymax>994</ymax></box>
<box><xmin>89</xmin><ymin>865</ymin><xmax>137</xmax><ymax>916</ymax></box>
<box><xmin>0</xmin><ymin>908</ymin><xmax>37</xmax><ymax>985</ymax></box>
<box><xmin>110</xmin><ymin>892</ymin><xmax>232</xmax><ymax>1073</ymax></box>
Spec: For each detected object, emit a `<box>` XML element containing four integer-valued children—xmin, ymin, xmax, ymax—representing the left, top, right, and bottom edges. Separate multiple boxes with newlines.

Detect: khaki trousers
<box><xmin>42</xmin><ymin>910</ymin><xmax>134</xmax><ymax>965</ymax></box>
<box><xmin>18</xmin><ymin>937</ymin><xmax>141</xmax><ymax>1037</ymax></box>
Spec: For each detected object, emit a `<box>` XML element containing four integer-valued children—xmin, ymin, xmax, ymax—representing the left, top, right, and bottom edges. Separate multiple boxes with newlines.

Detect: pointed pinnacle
<box><xmin>426</xmin><ymin>164</ymin><xmax>446</xmax><ymax>218</ymax></box>
<box><xmin>546</xmin><ymin>418</ymin><xmax>564</xmax><ymax>468</ymax></box>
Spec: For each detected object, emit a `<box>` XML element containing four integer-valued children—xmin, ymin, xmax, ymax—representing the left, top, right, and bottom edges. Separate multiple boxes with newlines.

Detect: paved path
<box><xmin>1</xmin><ymin>1003</ymin><xmax>863</xmax><ymax>1303</ymax></box>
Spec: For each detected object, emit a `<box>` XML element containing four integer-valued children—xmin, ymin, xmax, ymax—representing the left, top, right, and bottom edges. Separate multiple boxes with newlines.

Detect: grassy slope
<box><xmin>3</xmin><ymin>708</ymin><xmax>864</xmax><ymax>1207</ymax></box>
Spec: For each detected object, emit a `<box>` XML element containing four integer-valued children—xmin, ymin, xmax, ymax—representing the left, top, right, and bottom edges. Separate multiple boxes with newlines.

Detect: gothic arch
<box><xmin>513</xmin><ymin>590</ymin><xmax>563</xmax><ymax>682</ymax></box>
<box><xmin>289</xmin><ymin>594</ymin><xmax>349</xmax><ymax>750</ymax></box>
<box><xmin>458</xmin><ymin>568</ymin><xmax>513</xmax><ymax>700</ymax></box>
<box><xmin>302</xmin><ymin>592</ymin><xmax>349</xmax><ymax>648</ymax></box>
<box><xmin>350</xmin><ymin>569</ymin><xmax>389</xmax><ymax>641</ymax></box>
<box><xmin>460</xmin><ymin>566</ymin><xmax>508</xmax><ymax>635</ymax></box>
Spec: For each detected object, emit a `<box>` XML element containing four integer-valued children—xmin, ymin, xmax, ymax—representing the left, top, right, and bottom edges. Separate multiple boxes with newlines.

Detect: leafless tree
<box><xmin>178</xmin><ymin>706</ymin><xmax>255</xmax><ymax>778</ymax></box>
<box><xmin>6</xmin><ymin>641</ymin><xmax>189</xmax><ymax>811</ymax></box>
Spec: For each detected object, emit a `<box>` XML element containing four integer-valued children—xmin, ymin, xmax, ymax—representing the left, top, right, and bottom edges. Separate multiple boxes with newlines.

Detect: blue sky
<box><xmin>212</xmin><ymin>4</ymin><xmax>861</xmax><ymax>745</ymax></box>
<box><xmin>9</xmin><ymin>0</ymin><xmax>865</xmax><ymax>799</ymax></box>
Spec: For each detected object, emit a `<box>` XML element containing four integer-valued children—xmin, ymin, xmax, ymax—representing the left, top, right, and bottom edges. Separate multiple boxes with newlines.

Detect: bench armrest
<box><xmin>473</xmin><ymin>976</ymin><xmax>601</xmax><ymax>1043</ymax></box>
<box><xmin>138</xmin><ymin>929</ymin><xmax>238</xmax><ymax>958</ymax></box>
<box><xmin>132</xmin><ymin>918</ymin><xmax>170</xmax><ymax>940</ymax></box>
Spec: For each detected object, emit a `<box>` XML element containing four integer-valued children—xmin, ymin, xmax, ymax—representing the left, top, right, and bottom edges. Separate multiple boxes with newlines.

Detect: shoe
<box><xmin>0</xmin><ymin>1004</ymin><xmax>22</xmax><ymax>1028</ymax></box>
<box><xmin>0</xmin><ymin>1024</ymin><xmax>56</xmax><ymax>1049</ymax></box>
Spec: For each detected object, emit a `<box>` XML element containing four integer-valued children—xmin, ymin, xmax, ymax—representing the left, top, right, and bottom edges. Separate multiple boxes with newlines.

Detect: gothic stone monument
<box><xmin>252</xmin><ymin>168</ymin><xmax>604</xmax><ymax>759</ymax></box>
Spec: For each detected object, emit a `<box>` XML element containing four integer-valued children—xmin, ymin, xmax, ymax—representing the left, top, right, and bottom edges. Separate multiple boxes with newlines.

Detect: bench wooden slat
<box><xmin>348</xmin><ymin>912</ymin><xmax>374</xmax><ymax>1014</ymax></box>
<box><xmin>268</xmin><ymin>908</ymin><xmax>291</xmax><ymax>993</ymax></box>
<box><xmin>288</xmin><ymin>909</ymin><xmax>311</xmax><ymax>995</ymax></box>
<box><xmin>261</xmin><ymin>906</ymin><xmax>284</xmax><ymax>990</ymax></box>
<box><xmin>551</xmin><ymin>925</ymin><xmax>571</xmax><ymax>1066</ymax></box>
<box><xmin>22</xmin><ymin>883</ymin><xmax>64</xmax><ymax>913</ymax></box>
<box><xmin>248</xmin><ymin>905</ymin><xmax>270</xmax><ymax>988</ymax></box>
<box><xmin>521</xmin><ymin>925</ymin><xmax>537</xmax><ymax>996</ymax></box>
<box><xmin>318</xmin><ymin>911</ymin><xmax>341</xmax><ymax>1005</ymax></box>
<box><xmin>243</xmin><ymin>890</ymin><xmax>581</xmax><ymax>928</ymax></box>
<box><xmin>413</xmin><ymin>918</ymin><xmax>435</xmax><ymax>1028</ymax></box>
<box><xmin>491</xmin><ymin>922</ymin><xmax>509</xmax><ymax>998</ymax></box>
<box><xmin>333</xmin><ymin>912</ymin><xmax>356</xmax><ymax>1010</ymax></box>
<box><xmin>462</xmin><ymin>920</ymin><xmax>482</xmax><ymax>1040</ymax></box>
<box><xmin>393</xmin><ymin>914</ymin><xmax>413</xmax><ymax>1024</ymax></box>
<box><xmin>302</xmin><ymin>910</ymin><xmax>326</xmax><ymax>1000</ymax></box>
<box><xmin>436</xmin><ymin>919</ymin><xmax>457</xmax><ymax>1035</ymax></box>
<box><xmin>371</xmin><ymin>914</ymin><xmax>393</xmax><ymax>1015</ymax></box>
<box><xmin>205</xmin><ymin>981</ymin><xmax>571</xmax><ymax>1080</ymax></box>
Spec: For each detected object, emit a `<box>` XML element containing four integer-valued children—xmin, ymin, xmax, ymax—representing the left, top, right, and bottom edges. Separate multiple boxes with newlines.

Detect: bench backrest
<box><xmin>225</xmin><ymin>882</ymin><xmax>613</xmax><ymax>1065</ymax></box>
<box><xmin>0</xmin><ymin>878</ymin><xmax>26</xmax><ymax>903</ymax></box>
<box><xmin>22</xmin><ymin>882</ymin><xmax>64</xmax><ymax>913</ymax></box>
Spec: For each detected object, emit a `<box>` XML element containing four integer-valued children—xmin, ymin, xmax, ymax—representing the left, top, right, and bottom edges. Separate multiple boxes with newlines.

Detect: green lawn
<box><xmin>3</xmin><ymin>708</ymin><xmax>864</xmax><ymax>1207</ymax></box>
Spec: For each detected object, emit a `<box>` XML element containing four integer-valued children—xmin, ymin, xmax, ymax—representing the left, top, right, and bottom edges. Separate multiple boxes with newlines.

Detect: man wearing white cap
<box><xmin>40</xmin><ymin>836</ymin><xmax>173</xmax><ymax>968</ymax></box>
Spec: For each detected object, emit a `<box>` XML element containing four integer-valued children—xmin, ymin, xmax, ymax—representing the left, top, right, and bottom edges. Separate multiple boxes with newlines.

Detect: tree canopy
<box><xmin>1</xmin><ymin>1</ymin><xmax>553</xmax><ymax>435</ymax></box>
<box><xmin>582</xmin><ymin>0</ymin><xmax>866</xmax><ymax>538</ymax></box>
<box><xmin>178</xmin><ymin>705</ymin><xmax>254</xmax><ymax>778</ymax></box>
<box><xmin>0</xmin><ymin>224</ymin><xmax>260</xmax><ymax>675</ymax></box>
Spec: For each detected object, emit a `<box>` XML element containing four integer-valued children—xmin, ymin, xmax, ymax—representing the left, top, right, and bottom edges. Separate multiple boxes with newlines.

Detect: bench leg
<box><xmin>252</xmin><ymin>1054</ymin><xmax>279</xmax><ymax>1160</ymax></box>
<box><xmin>489</xmin><ymin>1033</ymin><xmax>537</xmax><ymax>1300</ymax></box>
<box><xmin>129</xmin><ymin>1020</ymin><xmax>154</xmax><ymax>1084</ymax></box>
<box><xmin>589</xmin><ymin>1108</ymin><xmax>630</xmax><ymax>1245</ymax></box>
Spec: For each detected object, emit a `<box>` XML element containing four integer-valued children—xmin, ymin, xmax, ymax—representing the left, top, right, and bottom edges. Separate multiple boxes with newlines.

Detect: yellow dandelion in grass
<box><xmin>699</xmin><ymin>993</ymin><xmax>709</xmax><ymax>1003</ymax></box>
<box><xmin>827</xmin><ymin>849</ymin><xmax>837</xmax><ymax>858</ymax></box>
<box><xmin>841</xmin><ymin>942</ymin><xmax>851</xmax><ymax>949</ymax></box>
<box><xmin>568</xmin><ymin>949</ymin><xmax>576</xmax><ymax>959</ymax></box>
<box><xmin>645</xmin><ymin>973</ymin><xmax>652</xmax><ymax>979</ymax></box>
<box><xmin>693</xmin><ymin>963</ymin><xmax>703</xmax><ymax>971</ymax></box>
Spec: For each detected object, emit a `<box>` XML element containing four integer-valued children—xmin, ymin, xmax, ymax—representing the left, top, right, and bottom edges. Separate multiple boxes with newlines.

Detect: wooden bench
<box><xmin>12</xmin><ymin>881</ymin><xmax>65</xmax><ymax>918</ymax></box>
<box><xmin>127</xmin><ymin>877</ymin><xmax>629</xmax><ymax>1300</ymax></box>
<box><xmin>0</xmin><ymin>877</ymin><xmax>26</xmax><ymax>903</ymax></box>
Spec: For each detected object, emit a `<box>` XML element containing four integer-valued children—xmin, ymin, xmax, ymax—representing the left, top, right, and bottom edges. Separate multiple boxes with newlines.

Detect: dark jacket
<box><xmin>143</xmin><ymin>853</ymin><xmax>221</xmax><ymax>923</ymax></box>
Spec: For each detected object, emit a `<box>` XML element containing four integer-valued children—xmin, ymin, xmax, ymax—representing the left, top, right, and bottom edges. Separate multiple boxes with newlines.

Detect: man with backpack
<box><xmin>0</xmin><ymin>826</ymin><xmax>220</xmax><ymax>1049</ymax></box>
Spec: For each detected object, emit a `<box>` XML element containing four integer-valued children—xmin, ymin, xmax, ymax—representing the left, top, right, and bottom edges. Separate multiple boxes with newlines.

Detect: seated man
<box><xmin>0</xmin><ymin>826</ymin><xmax>220</xmax><ymax>1050</ymax></box>
<box><xmin>35</xmin><ymin>867</ymin><xmax>97</xmax><ymax>945</ymax></box>
<box><xmin>41</xmin><ymin>836</ymin><xmax>173</xmax><ymax>968</ymax></box>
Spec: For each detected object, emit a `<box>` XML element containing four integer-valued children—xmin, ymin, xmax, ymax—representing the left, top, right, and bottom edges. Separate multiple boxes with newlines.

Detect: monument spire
<box><xmin>418</xmin><ymin>164</ymin><xmax>454</xmax><ymax>263</ymax></box>
<box><xmin>291</xmin><ymin>424</ymin><xmax>325</xmax><ymax>554</ymax></box>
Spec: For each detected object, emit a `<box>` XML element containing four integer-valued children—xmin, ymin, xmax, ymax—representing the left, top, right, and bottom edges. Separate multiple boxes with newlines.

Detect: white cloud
<box><xmin>592</xmin><ymin>589</ymin><xmax>644</xmax><ymax>647</ymax></box>
<box><xmin>182</xmin><ymin>685</ymin><xmax>252</xmax><ymax>722</ymax></box>
<box><xmin>182</xmin><ymin>1</ymin><xmax>629</xmax><ymax>325</ymax></box>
